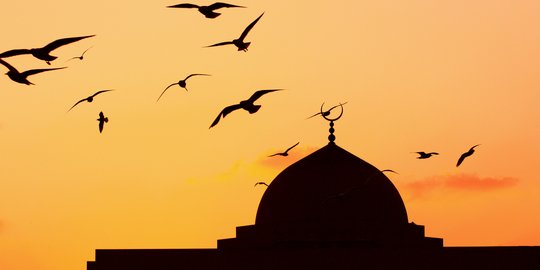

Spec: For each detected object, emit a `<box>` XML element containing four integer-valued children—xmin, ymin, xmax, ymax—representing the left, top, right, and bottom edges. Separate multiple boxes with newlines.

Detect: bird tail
<box><xmin>247</xmin><ymin>105</ymin><xmax>261</xmax><ymax>114</ymax></box>
<box><xmin>238</xmin><ymin>42</ymin><xmax>251</xmax><ymax>51</ymax></box>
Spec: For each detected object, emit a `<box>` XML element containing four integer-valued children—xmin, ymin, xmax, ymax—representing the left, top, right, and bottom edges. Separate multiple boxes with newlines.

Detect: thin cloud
<box><xmin>257</xmin><ymin>145</ymin><xmax>318</xmax><ymax>170</ymax></box>
<box><xmin>404</xmin><ymin>173</ymin><xmax>519</xmax><ymax>198</ymax></box>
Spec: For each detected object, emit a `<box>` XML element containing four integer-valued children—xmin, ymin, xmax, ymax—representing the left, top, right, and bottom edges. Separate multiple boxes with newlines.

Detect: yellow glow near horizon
<box><xmin>1</xmin><ymin>1</ymin><xmax>540</xmax><ymax>270</ymax></box>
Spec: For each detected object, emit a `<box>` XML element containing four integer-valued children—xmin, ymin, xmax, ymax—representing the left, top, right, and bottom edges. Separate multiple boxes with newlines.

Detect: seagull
<box><xmin>0</xmin><ymin>58</ymin><xmax>66</xmax><ymax>85</ymax></box>
<box><xmin>268</xmin><ymin>142</ymin><xmax>300</xmax><ymax>157</ymax></box>
<box><xmin>167</xmin><ymin>2</ymin><xmax>245</xmax><ymax>19</ymax></box>
<box><xmin>254</xmin><ymin>182</ymin><xmax>268</xmax><ymax>187</ymax></box>
<box><xmin>413</xmin><ymin>152</ymin><xmax>439</xmax><ymax>159</ymax></box>
<box><xmin>206</xmin><ymin>12</ymin><xmax>263</xmax><ymax>52</ymax></box>
<box><xmin>0</xmin><ymin>35</ymin><xmax>95</xmax><ymax>65</ymax></box>
<box><xmin>209</xmin><ymin>89</ymin><xmax>282</xmax><ymax>128</ymax></box>
<box><xmin>157</xmin><ymin>74</ymin><xmax>210</xmax><ymax>102</ymax></box>
<box><xmin>97</xmin><ymin>112</ymin><xmax>109</xmax><ymax>133</ymax></box>
<box><xmin>456</xmin><ymin>144</ymin><xmax>480</xmax><ymax>167</ymax></box>
<box><xmin>68</xmin><ymin>89</ymin><xmax>114</xmax><ymax>112</ymax></box>
<box><xmin>307</xmin><ymin>102</ymin><xmax>348</xmax><ymax>119</ymax></box>
<box><xmin>381</xmin><ymin>169</ymin><xmax>399</xmax><ymax>174</ymax></box>
<box><xmin>66</xmin><ymin>46</ymin><xmax>93</xmax><ymax>62</ymax></box>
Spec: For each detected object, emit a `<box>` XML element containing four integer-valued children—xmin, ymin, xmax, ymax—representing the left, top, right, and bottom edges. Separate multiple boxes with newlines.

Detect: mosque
<box><xmin>87</xmin><ymin>112</ymin><xmax>540</xmax><ymax>269</ymax></box>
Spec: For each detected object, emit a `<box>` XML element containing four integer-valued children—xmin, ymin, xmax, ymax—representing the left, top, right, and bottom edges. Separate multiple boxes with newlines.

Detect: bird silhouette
<box><xmin>206</xmin><ymin>12</ymin><xmax>263</xmax><ymax>51</ymax></box>
<box><xmin>157</xmin><ymin>74</ymin><xmax>210</xmax><ymax>102</ymax></box>
<box><xmin>268</xmin><ymin>142</ymin><xmax>300</xmax><ymax>157</ymax></box>
<box><xmin>307</xmin><ymin>102</ymin><xmax>348</xmax><ymax>119</ymax></box>
<box><xmin>167</xmin><ymin>2</ymin><xmax>245</xmax><ymax>19</ymax></box>
<box><xmin>381</xmin><ymin>169</ymin><xmax>399</xmax><ymax>174</ymax></box>
<box><xmin>210</xmin><ymin>89</ymin><xmax>282</xmax><ymax>128</ymax></box>
<box><xmin>0</xmin><ymin>35</ymin><xmax>95</xmax><ymax>65</ymax></box>
<box><xmin>97</xmin><ymin>112</ymin><xmax>109</xmax><ymax>133</ymax></box>
<box><xmin>68</xmin><ymin>90</ymin><xmax>114</xmax><ymax>112</ymax></box>
<box><xmin>413</xmin><ymin>152</ymin><xmax>439</xmax><ymax>159</ymax></box>
<box><xmin>66</xmin><ymin>46</ymin><xmax>93</xmax><ymax>62</ymax></box>
<box><xmin>254</xmin><ymin>182</ymin><xmax>268</xmax><ymax>187</ymax></box>
<box><xmin>0</xmin><ymin>58</ymin><xmax>66</xmax><ymax>85</ymax></box>
<box><xmin>456</xmin><ymin>144</ymin><xmax>480</xmax><ymax>167</ymax></box>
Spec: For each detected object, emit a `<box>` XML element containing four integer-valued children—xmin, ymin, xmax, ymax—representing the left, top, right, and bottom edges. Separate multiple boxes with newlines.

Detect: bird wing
<box><xmin>185</xmin><ymin>73</ymin><xmax>211</xmax><ymax>80</ymax></box>
<box><xmin>167</xmin><ymin>3</ymin><xmax>199</xmax><ymax>8</ymax></box>
<box><xmin>209</xmin><ymin>104</ymin><xmax>242</xmax><ymax>128</ymax></box>
<box><xmin>81</xmin><ymin>46</ymin><xmax>92</xmax><ymax>56</ymax></box>
<box><xmin>0</xmin><ymin>58</ymin><xmax>18</xmax><ymax>73</ymax></box>
<box><xmin>91</xmin><ymin>89</ymin><xmax>114</xmax><ymax>98</ymax></box>
<box><xmin>99</xmin><ymin>120</ymin><xmax>104</xmax><ymax>133</ymax></box>
<box><xmin>456</xmin><ymin>153</ymin><xmax>469</xmax><ymax>167</ymax></box>
<box><xmin>307</xmin><ymin>112</ymin><xmax>322</xmax><ymax>119</ymax></box>
<box><xmin>67</xmin><ymin>99</ymin><xmax>86</xmax><ymax>112</ymax></box>
<box><xmin>156</xmin><ymin>83</ymin><xmax>178</xmax><ymax>102</ymax></box>
<box><xmin>208</xmin><ymin>2</ymin><xmax>245</xmax><ymax>10</ymax></box>
<box><xmin>238</xmin><ymin>12</ymin><xmax>264</xmax><ymax>41</ymax></box>
<box><xmin>285</xmin><ymin>142</ymin><xmax>300</xmax><ymax>152</ymax></box>
<box><xmin>381</xmin><ymin>169</ymin><xmax>398</xmax><ymax>174</ymax></box>
<box><xmin>268</xmin><ymin>153</ymin><xmax>282</xmax><ymax>157</ymax></box>
<box><xmin>221</xmin><ymin>104</ymin><xmax>243</xmax><ymax>118</ymax></box>
<box><xmin>20</xmin><ymin>67</ymin><xmax>66</xmax><ymax>77</ymax></box>
<box><xmin>327</xmin><ymin>101</ymin><xmax>348</xmax><ymax>112</ymax></box>
<box><xmin>205</xmin><ymin>41</ymin><xmax>234</xmax><ymax>47</ymax></box>
<box><xmin>247</xmin><ymin>89</ymin><xmax>282</xmax><ymax>103</ymax></box>
<box><xmin>42</xmin><ymin>35</ymin><xmax>95</xmax><ymax>52</ymax></box>
<box><xmin>0</xmin><ymin>49</ymin><xmax>32</xmax><ymax>58</ymax></box>
<box><xmin>470</xmin><ymin>144</ymin><xmax>481</xmax><ymax>151</ymax></box>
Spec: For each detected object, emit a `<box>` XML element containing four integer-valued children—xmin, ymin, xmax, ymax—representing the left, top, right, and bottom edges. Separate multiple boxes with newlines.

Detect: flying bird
<box><xmin>97</xmin><ymin>112</ymin><xmax>109</xmax><ymax>133</ymax></box>
<box><xmin>68</xmin><ymin>89</ymin><xmax>114</xmax><ymax>112</ymax></box>
<box><xmin>0</xmin><ymin>58</ymin><xmax>66</xmax><ymax>85</ymax></box>
<box><xmin>210</xmin><ymin>89</ymin><xmax>282</xmax><ymax>128</ymax></box>
<box><xmin>157</xmin><ymin>74</ymin><xmax>210</xmax><ymax>102</ymax></box>
<box><xmin>0</xmin><ymin>35</ymin><xmax>95</xmax><ymax>65</ymax></box>
<box><xmin>254</xmin><ymin>182</ymin><xmax>268</xmax><ymax>187</ymax></box>
<box><xmin>413</xmin><ymin>152</ymin><xmax>439</xmax><ymax>159</ymax></box>
<box><xmin>456</xmin><ymin>144</ymin><xmax>480</xmax><ymax>167</ymax></box>
<box><xmin>307</xmin><ymin>102</ymin><xmax>348</xmax><ymax>119</ymax></box>
<box><xmin>268</xmin><ymin>142</ymin><xmax>300</xmax><ymax>157</ymax></box>
<box><xmin>67</xmin><ymin>46</ymin><xmax>93</xmax><ymax>62</ymax></box>
<box><xmin>167</xmin><ymin>2</ymin><xmax>245</xmax><ymax>19</ymax></box>
<box><xmin>381</xmin><ymin>169</ymin><xmax>399</xmax><ymax>174</ymax></box>
<box><xmin>206</xmin><ymin>12</ymin><xmax>263</xmax><ymax>51</ymax></box>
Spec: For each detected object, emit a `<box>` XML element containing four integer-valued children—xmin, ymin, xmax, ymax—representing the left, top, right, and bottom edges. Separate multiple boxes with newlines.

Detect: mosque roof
<box><xmin>256</xmin><ymin>142</ymin><xmax>408</xmax><ymax>234</ymax></box>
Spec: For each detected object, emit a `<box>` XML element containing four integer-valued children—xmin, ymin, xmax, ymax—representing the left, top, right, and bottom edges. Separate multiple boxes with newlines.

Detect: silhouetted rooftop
<box><xmin>257</xmin><ymin>142</ymin><xmax>407</xmax><ymax>227</ymax></box>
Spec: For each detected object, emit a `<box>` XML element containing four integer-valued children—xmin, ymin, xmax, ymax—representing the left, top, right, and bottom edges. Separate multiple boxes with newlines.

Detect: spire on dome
<box><xmin>320</xmin><ymin>102</ymin><xmax>344</xmax><ymax>144</ymax></box>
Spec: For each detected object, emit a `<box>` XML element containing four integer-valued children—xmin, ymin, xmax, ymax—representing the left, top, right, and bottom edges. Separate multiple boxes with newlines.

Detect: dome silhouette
<box><xmin>217</xmin><ymin>142</ymin><xmax>441</xmax><ymax>249</ymax></box>
<box><xmin>255</xmin><ymin>143</ymin><xmax>408</xmax><ymax>242</ymax></box>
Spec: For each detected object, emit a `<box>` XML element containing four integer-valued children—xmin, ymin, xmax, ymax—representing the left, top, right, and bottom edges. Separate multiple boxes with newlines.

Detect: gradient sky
<box><xmin>1</xmin><ymin>1</ymin><xmax>540</xmax><ymax>270</ymax></box>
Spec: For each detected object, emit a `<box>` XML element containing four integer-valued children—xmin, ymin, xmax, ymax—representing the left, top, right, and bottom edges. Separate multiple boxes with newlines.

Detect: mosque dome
<box><xmin>255</xmin><ymin>142</ymin><xmax>409</xmax><ymax>242</ymax></box>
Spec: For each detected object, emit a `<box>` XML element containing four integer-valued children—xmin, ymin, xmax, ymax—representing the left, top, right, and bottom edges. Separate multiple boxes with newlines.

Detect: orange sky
<box><xmin>1</xmin><ymin>1</ymin><xmax>540</xmax><ymax>270</ymax></box>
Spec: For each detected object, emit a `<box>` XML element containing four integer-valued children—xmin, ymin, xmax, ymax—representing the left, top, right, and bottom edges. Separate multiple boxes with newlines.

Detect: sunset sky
<box><xmin>1</xmin><ymin>1</ymin><xmax>540</xmax><ymax>270</ymax></box>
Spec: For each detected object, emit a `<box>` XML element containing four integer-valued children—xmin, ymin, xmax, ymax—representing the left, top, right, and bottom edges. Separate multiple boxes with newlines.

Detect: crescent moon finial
<box><xmin>319</xmin><ymin>102</ymin><xmax>345</xmax><ymax>144</ymax></box>
<box><xmin>321</xmin><ymin>103</ymin><xmax>344</xmax><ymax>122</ymax></box>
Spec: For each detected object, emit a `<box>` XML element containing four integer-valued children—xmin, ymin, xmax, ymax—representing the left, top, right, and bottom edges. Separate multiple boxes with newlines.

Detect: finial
<box><xmin>320</xmin><ymin>103</ymin><xmax>344</xmax><ymax>144</ymax></box>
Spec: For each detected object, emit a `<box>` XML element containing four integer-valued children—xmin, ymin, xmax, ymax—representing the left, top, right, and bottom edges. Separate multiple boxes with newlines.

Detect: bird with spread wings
<box><xmin>0</xmin><ymin>35</ymin><xmax>95</xmax><ymax>65</ymax></box>
<box><xmin>167</xmin><ymin>2</ymin><xmax>245</xmax><ymax>19</ymax></box>
<box><xmin>206</xmin><ymin>13</ymin><xmax>264</xmax><ymax>51</ymax></box>
<box><xmin>209</xmin><ymin>89</ymin><xmax>282</xmax><ymax>128</ymax></box>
